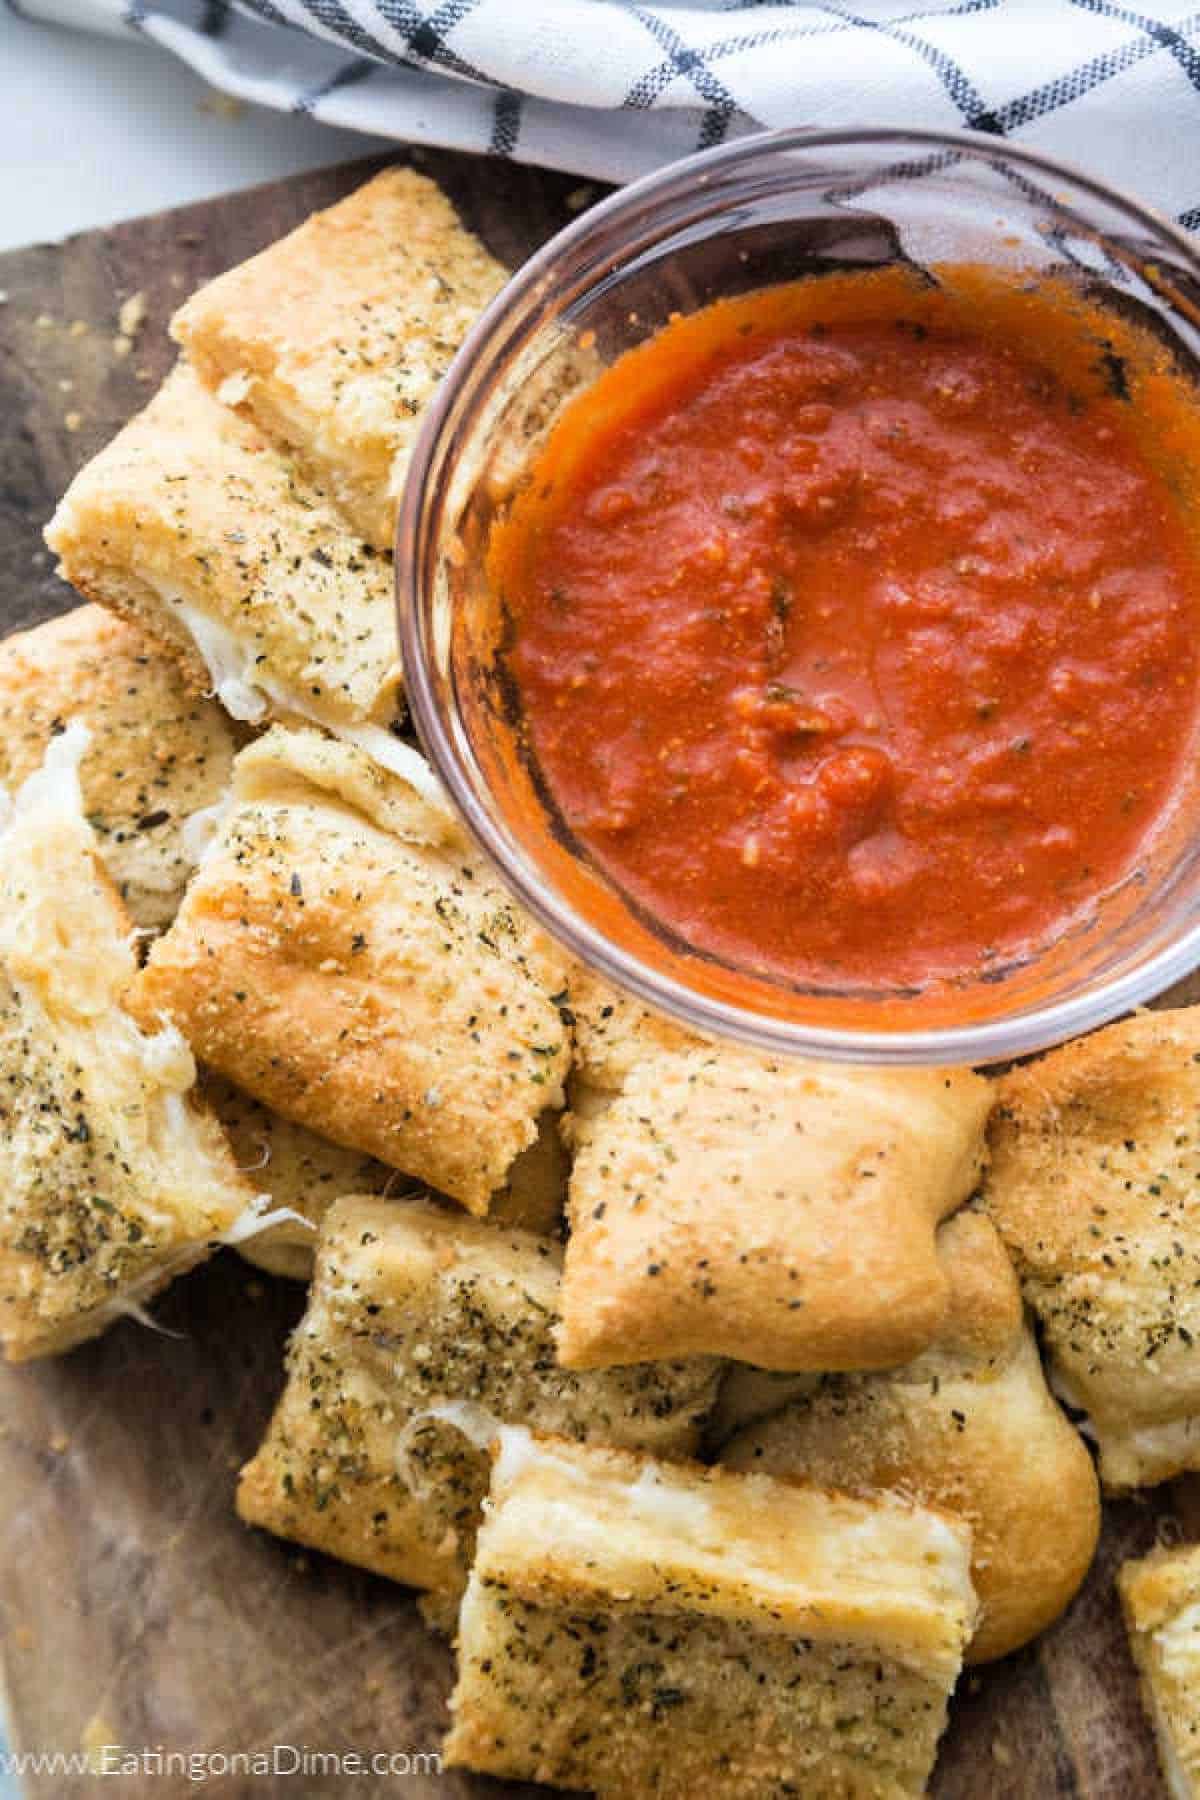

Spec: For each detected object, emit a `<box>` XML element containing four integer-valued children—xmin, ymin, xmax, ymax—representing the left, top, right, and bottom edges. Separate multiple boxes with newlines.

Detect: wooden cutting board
<box><xmin>0</xmin><ymin>149</ymin><xmax>1186</xmax><ymax>1800</ymax></box>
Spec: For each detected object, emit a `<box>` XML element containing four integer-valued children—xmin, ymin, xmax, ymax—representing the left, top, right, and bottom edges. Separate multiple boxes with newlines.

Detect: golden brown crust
<box><xmin>0</xmin><ymin>605</ymin><xmax>238</xmax><ymax>930</ymax></box>
<box><xmin>237</xmin><ymin>1196</ymin><xmax>719</xmax><ymax>1596</ymax></box>
<box><xmin>1122</xmin><ymin>1543</ymin><xmax>1200</xmax><ymax>1632</ymax></box>
<box><xmin>134</xmin><ymin>727</ymin><xmax>573</xmax><ymax>1214</ymax></box>
<box><xmin>566</xmin><ymin>965</ymin><xmax>701</xmax><ymax>1099</ymax></box>
<box><xmin>721</xmin><ymin>1212</ymin><xmax>1100</xmax><ymax>1662</ymax></box>
<box><xmin>0</xmin><ymin>732</ymin><xmax>253</xmax><ymax>1359</ymax></box>
<box><xmin>560</xmin><ymin>1046</ymin><xmax>993</xmax><ymax>1371</ymax></box>
<box><xmin>707</xmin><ymin>1210</ymin><xmax>1018</xmax><ymax>1446</ymax></box>
<box><xmin>43</xmin><ymin>364</ymin><xmax>402</xmax><ymax>745</ymax></box>
<box><xmin>932</xmin><ymin>1209</ymin><xmax>1024</xmax><ymax>1359</ymax></box>
<box><xmin>444</xmin><ymin>1433</ymin><xmax>975</xmax><ymax>1798</ymax></box>
<box><xmin>1119</xmin><ymin>1543</ymin><xmax>1200</xmax><ymax>1798</ymax></box>
<box><xmin>984</xmin><ymin>1008</ymin><xmax>1200</xmax><ymax>1489</ymax></box>
<box><xmin>172</xmin><ymin>168</ymin><xmax>507</xmax><ymax>551</ymax></box>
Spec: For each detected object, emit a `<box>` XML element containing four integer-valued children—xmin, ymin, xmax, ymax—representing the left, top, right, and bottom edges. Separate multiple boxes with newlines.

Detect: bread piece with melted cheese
<box><xmin>202</xmin><ymin>1075</ymin><xmax>402</xmax><ymax>1280</ymax></box>
<box><xmin>134</xmin><ymin>726</ymin><xmax>571</xmax><ymax>1214</ymax></box>
<box><xmin>43</xmin><ymin>365</ymin><xmax>409</xmax><ymax>773</ymax></box>
<box><xmin>984</xmin><ymin>1009</ymin><xmax>1200</xmax><ymax>1490</ymax></box>
<box><xmin>0</xmin><ymin>605</ymin><xmax>238</xmax><ymax>929</ymax></box>
<box><xmin>720</xmin><ymin>1212</ymin><xmax>1100</xmax><ymax>1661</ymax></box>
<box><xmin>0</xmin><ymin>729</ymin><xmax>254</xmax><ymax>1360</ymax></box>
<box><xmin>444</xmin><ymin>1431</ymin><xmax>976</xmax><ymax>1797</ymax></box>
<box><xmin>172</xmin><ymin>168</ymin><xmax>507</xmax><ymax>552</ymax></box>
<box><xmin>237</xmin><ymin>1196</ymin><xmax>719</xmax><ymax>1599</ymax></box>
<box><xmin>206</xmin><ymin>1080</ymin><xmax>565</xmax><ymax>1281</ymax></box>
<box><xmin>1119</xmin><ymin>1542</ymin><xmax>1200</xmax><ymax>1799</ymax></box>
<box><xmin>560</xmin><ymin>1044</ymin><xmax>992</xmax><ymax>1371</ymax></box>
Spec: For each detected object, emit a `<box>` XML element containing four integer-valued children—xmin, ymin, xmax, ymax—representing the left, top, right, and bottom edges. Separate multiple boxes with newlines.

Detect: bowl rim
<box><xmin>396</xmin><ymin>122</ymin><xmax>1200</xmax><ymax>1065</ymax></box>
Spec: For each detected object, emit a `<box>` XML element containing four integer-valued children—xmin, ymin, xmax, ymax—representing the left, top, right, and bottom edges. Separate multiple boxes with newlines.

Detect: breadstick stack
<box><xmin>4</xmin><ymin>163</ymin><xmax>1193</xmax><ymax>1795</ymax></box>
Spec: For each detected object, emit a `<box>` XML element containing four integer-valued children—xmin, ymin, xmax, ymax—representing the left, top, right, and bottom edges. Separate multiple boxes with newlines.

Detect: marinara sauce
<box><xmin>495</xmin><ymin>278</ymin><xmax>1200</xmax><ymax>989</ymax></box>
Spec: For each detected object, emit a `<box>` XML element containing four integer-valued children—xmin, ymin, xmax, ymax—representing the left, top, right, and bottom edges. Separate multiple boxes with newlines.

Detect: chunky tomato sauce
<box><xmin>496</xmin><ymin>278</ymin><xmax>1200</xmax><ymax>989</ymax></box>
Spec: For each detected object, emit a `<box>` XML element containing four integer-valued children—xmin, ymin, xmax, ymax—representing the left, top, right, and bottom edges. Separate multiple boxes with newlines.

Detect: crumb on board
<box><xmin>48</xmin><ymin>1432</ymin><xmax>70</xmax><ymax>1455</ymax></box>
<box><xmin>118</xmin><ymin>291</ymin><xmax>146</xmax><ymax>341</ymax></box>
<box><xmin>81</xmin><ymin>1714</ymin><xmax>120</xmax><ymax>1772</ymax></box>
<box><xmin>64</xmin><ymin>411</ymin><xmax>82</xmax><ymax>433</ymax></box>
<box><xmin>69</xmin><ymin>320</ymin><xmax>87</xmax><ymax>338</ymax></box>
<box><xmin>113</xmin><ymin>291</ymin><xmax>147</xmax><ymax>360</ymax></box>
<box><xmin>198</xmin><ymin>90</ymin><xmax>246</xmax><ymax>122</ymax></box>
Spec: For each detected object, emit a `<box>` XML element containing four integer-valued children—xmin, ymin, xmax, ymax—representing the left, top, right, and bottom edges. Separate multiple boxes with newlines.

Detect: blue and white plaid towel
<box><xmin>15</xmin><ymin>0</ymin><xmax>1200</xmax><ymax>222</ymax></box>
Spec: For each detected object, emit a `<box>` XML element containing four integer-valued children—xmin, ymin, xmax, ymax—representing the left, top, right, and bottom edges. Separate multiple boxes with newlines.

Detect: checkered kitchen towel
<box><xmin>15</xmin><ymin>0</ymin><xmax>1200</xmax><ymax>223</ymax></box>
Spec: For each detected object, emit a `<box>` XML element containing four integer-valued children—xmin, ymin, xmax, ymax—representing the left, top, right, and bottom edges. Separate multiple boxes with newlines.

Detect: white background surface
<box><xmin>0</xmin><ymin>12</ymin><xmax>389</xmax><ymax>252</ymax></box>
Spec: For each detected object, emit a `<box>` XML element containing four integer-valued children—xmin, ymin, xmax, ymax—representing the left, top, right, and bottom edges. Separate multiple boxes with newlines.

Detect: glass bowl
<box><xmin>396</xmin><ymin>126</ymin><xmax>1200</xmax><ymax>1065</ymax></box>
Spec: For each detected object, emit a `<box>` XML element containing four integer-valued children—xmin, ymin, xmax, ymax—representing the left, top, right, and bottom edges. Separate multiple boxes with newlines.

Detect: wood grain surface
<box><xmin>0</xmin><ymin>149</ymin><xmax>1185</xmax><ymax>1800</ymax></box>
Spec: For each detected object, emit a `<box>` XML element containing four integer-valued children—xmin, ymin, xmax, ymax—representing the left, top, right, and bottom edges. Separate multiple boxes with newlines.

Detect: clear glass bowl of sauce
<box><xmin>396</xmin><ymin>126</ymin><xmax>1200</xmax><ymax>1064</ymax></box>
